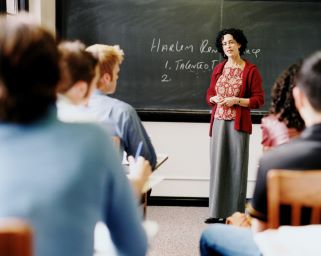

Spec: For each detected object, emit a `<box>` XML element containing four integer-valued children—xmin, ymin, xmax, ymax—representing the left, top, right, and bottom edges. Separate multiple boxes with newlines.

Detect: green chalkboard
<box><xmin>57</xmin><ymin>0</ymin><xmax>321</xmax><ymax>119</ymax></box>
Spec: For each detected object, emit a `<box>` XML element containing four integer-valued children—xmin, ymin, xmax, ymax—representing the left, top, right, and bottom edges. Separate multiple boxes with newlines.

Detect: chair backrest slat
<box><xmin>311</xmin><ymin>207</ymin><xmax>321</xmax><ymax>224</ymax></box>
<box><xmin>267</xmin><ymin>169</ymin><xmax>321</xmax><ymax>229</ymax></box>
<box><xmin>292</xmin><ymin>204</ymin><xmax>301</xmax><ymax>226</ymax></box>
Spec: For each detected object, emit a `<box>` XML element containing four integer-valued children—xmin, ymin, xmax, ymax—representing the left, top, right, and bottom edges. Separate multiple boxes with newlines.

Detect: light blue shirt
<box><xmin>88</xmin><ymin>90</ymin><xmax>157</xmax><ymax>169</ymax></box>
<box><xmin>0</xmin><ymin>109</ymin><xmax>147</xmax><ymax>256</ymax></box>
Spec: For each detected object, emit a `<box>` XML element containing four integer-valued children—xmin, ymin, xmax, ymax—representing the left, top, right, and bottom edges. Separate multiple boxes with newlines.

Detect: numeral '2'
<box><xmin>161</xmin><ymin>74</ymin><xmax>171</xmax><ymax>82</ymax></box>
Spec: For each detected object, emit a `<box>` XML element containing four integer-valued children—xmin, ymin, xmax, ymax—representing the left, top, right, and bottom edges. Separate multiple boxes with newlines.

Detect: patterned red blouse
<box><xmin>214</xmin><ymin>67</ymin><xmax>243</xmax><ymax>120</ymax></box>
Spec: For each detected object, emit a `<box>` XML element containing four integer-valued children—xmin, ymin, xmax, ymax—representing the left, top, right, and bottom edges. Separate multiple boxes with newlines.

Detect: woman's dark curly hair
<box><xmin>215</xmin><ymin>28</ymin><xmax>248</xmax><ymax>59</ymax></box>
<box><xmin>269</xmin><ymin>62</ymin><xmax>305</xmax><ymax>131</ymax></box>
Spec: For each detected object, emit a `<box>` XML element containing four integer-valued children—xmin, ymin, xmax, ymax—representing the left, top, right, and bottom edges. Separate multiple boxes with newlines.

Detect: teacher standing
<box><xmin>205</xmin><ymin>28</ymin><xmax>264</xmax><ymax>224</ymax></box>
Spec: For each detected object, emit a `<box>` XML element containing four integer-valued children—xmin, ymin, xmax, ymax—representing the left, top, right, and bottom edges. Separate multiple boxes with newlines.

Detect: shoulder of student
<box><xmin>57</xmin><ymin>121</ymin><xmax>113</xmax><ymax>150</ymax></box>
<box><xmin>259</xmin><ymin>138</ymin><xmax>321</xmax><ymax>173</ymax></box>
<box><xmin>108</xmin><ymin>97</ymin><xmax>138</xmax><ymax>118</ymax></box>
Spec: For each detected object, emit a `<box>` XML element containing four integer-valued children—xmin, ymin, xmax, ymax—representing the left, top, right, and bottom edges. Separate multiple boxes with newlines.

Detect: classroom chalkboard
<box><xmin>57</xmin><ymin>0</ymin><xmax>321</xmax><ymax>120</ymax></box>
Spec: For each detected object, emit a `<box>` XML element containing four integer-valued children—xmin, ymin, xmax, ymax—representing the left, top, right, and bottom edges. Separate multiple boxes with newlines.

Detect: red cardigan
<box><xmin>206</xmin><ymin>60</ymin><xmax>264</xmax><ymax>136</ymax></box>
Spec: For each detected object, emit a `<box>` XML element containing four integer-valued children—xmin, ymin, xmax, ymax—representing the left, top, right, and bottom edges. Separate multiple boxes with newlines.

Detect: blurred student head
<box><xmin>294</xmin><ymin>51</ymin><xmax>321</xmax><ymax>126</ymax></box>
<box><xmin>86</xmin><ymin>44</ymin><xmax>124</xmax><ymax>94</ymax></box>
<box><xmin>269</xmin><ymin>62</ymin><xmax>305</xmax><ymax>131</ymax></box>
<box><xmin>0</xmin><ymin>13</ymin><xmax>60</xmax><ymax>124</ymax></box>
<box><xmin>57</xmin><ymin>41</ymin><xmax>99</xmax><ymax>105</ymax></box>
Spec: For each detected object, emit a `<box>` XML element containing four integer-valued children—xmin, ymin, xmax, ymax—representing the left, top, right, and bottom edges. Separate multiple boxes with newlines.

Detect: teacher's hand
<box><xmin>221</xmin><ymin>97</ymin><xmax>238</xmax><ymax>107</ymax></box>
<box><xmin>210</xmin><ymin>95</ymin><xmax>224</xmax><ymax>104</ymax></box>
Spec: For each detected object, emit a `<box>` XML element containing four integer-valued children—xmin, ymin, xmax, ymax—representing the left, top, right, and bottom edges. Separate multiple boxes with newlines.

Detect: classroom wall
<box><xmin>30</xmin><ymin>1</ymin><xmax>263</xmax><ymax>199</ymax></box>
<box><xmin>29</xmin><ymin>0</ymin><xmax>55</xmax><ymax>34</ymax></box>
<box><xmin>144</xmin><ymin>122</ymin><xmax>262</xmax><ymax>198</ymax></box>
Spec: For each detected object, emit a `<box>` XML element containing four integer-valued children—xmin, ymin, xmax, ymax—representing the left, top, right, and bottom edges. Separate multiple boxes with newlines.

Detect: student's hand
<box><xmin>127</xmin><ymin>156</ymin><xmax>152</xmax><ymax>196</ymax></box>
<box><xmin>226</xmin><ymin>212</ymin><xmax>251</xmax><ymax>227</ymax></box>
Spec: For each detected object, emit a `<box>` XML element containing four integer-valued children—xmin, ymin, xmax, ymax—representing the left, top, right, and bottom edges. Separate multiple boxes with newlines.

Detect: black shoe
<box><xmin>204</xmin><ymin>217</ymin><xmax>226</xmax><ymax>224</ymax></box>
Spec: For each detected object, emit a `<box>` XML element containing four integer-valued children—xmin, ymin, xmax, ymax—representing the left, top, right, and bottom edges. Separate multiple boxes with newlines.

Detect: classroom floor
<box><xmin>146</xmin><ymin>206</ymin><xmax>208</xmax><ymax>256</ymax></box>
<box><xmin>94</xmin><ymin>206</ymin><xmax>208</xmax><ymax>256</ymax></box>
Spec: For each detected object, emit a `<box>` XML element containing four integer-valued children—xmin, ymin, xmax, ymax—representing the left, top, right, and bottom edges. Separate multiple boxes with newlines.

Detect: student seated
<box><xmin>56</xmin><ymin>40</ymin><xmax>150</xmax><ymax>197</ymax></box>
<box><xmin>0</xmin><ymin>13</ymin><xmax>149</xmax><ymax>256</ymax></box>
<box><xmin>56</xmin><ymin>40</ymin><xmax>120</xmax><ymax>146</ymax></box>
<box><xmin>261</xmin><ymin>62</ymin><xmax>305</xmax><ymax>151</ymax></box>
<box><xmin>56</xmin><ymin>40</ymin><xmax>100</xmax><ymax>123</ymax></box>
<box><xmin>85</xmin><ymin>44</ymin><xmax>157</xmax><ymax>169</ymax></box>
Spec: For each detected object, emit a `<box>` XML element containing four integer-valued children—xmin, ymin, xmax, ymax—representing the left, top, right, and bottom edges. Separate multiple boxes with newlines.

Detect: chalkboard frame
<box><xmin>136</xmin><ymin>109</ymin><xmax>263</xmax><ymax>123</ymax></box>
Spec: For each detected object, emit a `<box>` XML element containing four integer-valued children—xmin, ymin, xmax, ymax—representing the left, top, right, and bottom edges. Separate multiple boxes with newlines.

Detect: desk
<box><xmin>122</xmin><ymin>153</ymin><xmax>168</xmax><ymax>171</ymax></box>
<box><xmin>142</xmin><ymin>174</ymin><xmax>165</xmax><ymax>193</ymax></box>
<box><xmin>140</xmin><ymin>173</ymin><xmax>165</xmax><ymax>217</ymax></box>
<box><xmin>154</xmin><ymin>154</ymin><xmax>169</xmax><ymax>170</ymax></box>
<box><xmin>140</xmin><ymin>154</ymin><xmax>168</xmax><ymax>217</ymax></box>
<box><xmin>124</xmin><ymin>153</ymin><xmax>168</xmax><ymax>217</ymax></box>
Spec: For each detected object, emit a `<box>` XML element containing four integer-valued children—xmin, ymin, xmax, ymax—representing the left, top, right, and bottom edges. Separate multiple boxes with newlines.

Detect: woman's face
<box><xmin>221</xmin><ymin>34</ymin><xmax>241</xmax><ymax>58</ymax></box>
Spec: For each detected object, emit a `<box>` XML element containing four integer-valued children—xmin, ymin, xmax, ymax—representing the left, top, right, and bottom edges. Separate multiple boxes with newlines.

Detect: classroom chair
<box><xmin>267</xmin><ymin>169</ymin><xmax>321</xmax><ymax>229</ymax></box>
<box><xmin>0</xmin><ymin>218</ymin><xmax>33</xmax><ymax>256</ymax></box>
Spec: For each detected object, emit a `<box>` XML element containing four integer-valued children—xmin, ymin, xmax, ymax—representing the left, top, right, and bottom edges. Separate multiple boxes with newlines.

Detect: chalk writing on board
<box><xmin>151</xmin><ymin>38</ymin><xmax>194</xmax><ymax>53</ymax></box>
<box><xmin>200</xmin><ymin>40</ymin><xmax>218</xmax><ymax>54</ymax></box>
<box><xmin>150</xmin><ymin>37</ymin><xmax>261</xmax><ymax>83</ymax></box>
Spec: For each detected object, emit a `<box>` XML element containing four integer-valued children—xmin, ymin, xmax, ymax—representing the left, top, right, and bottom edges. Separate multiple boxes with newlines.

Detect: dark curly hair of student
<box><xmin>215</xmin><ymin>28</ymin><xmax>248</xmax><ymax>59</ymax></box>
<box><xmin>269</xmin><ymin>62</ymin><xmax>305</xmax><ymax>131</ymax></box>
<box><xmin>0</xmin><ymin>13</ymin><xmax>60</xmax><ymax>124</ymax></box>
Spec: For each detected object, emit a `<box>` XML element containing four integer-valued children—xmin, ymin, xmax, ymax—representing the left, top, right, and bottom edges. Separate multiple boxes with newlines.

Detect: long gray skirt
<box><xmin>209</xmin><ymin>119</ymin><xmax>249</xmax><ymax>218</ymax></box>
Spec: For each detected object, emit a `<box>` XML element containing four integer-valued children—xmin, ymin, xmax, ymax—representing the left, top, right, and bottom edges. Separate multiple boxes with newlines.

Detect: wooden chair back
<box><xmin>0</xmin><ymin>218</ymin><xmax>33</xmax><ymax>256</ymax></box>
<box><xmin>267</xmin><ymin>169</ymin><xmax>321</xmax><ymax>229</ymax></box>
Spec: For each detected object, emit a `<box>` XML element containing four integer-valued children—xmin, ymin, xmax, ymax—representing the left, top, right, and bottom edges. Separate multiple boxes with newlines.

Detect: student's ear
<box><xmin>101</xmin><ymin>73</ymin><xmax>111</xmax><ymax>84</ymax></box>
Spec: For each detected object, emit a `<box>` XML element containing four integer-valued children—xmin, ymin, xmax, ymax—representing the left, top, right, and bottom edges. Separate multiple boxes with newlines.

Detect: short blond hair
<box><xmin>86</xmin><ymin>44</ymin><xmax>124</xmax><ymax>81</ymax></box>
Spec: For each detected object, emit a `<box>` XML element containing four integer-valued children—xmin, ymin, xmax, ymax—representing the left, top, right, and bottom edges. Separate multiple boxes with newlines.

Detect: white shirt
<box><xmin>56</xmin><ymin>95</ymin><xmax>98</xmax><ymax>123</ymax></box>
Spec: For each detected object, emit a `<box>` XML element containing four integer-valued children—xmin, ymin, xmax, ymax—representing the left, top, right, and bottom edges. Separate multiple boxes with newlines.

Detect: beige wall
<box><xmin>29</xmin><ymin>0</ymin><xmax>55</xmax><ymax>34</ymax></box>
<box><xmin>145</xmin><ymin>122</ymin><xmax>262</xmax><ymax>198</ymax></box>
